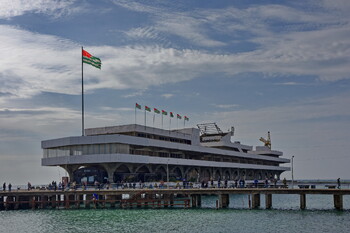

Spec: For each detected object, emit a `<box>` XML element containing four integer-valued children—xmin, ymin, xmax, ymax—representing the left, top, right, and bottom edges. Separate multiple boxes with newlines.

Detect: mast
<box><xmin>82</xmin><ymin>46</ymin><xmax>84</xmax><ymax>136</ymax></box>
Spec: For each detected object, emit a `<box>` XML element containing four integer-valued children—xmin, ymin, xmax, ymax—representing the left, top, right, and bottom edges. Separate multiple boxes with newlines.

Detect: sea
<box><xmin>1</xmin><ymin>182</ymin><xmax>350</xmax><ymax>233</ymax></box>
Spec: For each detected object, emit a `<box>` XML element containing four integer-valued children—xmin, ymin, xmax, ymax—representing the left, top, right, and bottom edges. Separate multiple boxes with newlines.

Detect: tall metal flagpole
<box><xmin>81</xmin><ymin>46</ymin><xmax>84</xmax><ymax>136</ymax></box>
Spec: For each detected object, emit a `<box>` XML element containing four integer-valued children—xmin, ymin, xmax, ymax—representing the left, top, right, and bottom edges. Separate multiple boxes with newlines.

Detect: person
<box><xmin>3</xmin><ymin>182</ymin><xmax>6</xmax><ymax>191</ymax></box>
<box><xmin>234</xmin><ymin>179</ymin><xmax>238</xmax><ymax>188</ymax></box>
<box><xmin>264</xmin><ymin>178</ymin><xmax>269</xmax><ymax>188</ymax></box>
<box><xmin>337</xmin><ymin>178</ymin><xmax>341</xmax><ymax>189</ymax></box>
<box><xmin>8</xmin><ymin>183</ymin><xmax>12</xmax><ymax>192</ymax></box>
<box><xmin>27</xmin><ymin>182</ymin><xmax>32</xmax><ymax>191</ymax></box>
<box><xmin>254</xmin><ymin>179</ymin><xmax>258</xmax><ymax>188</ymax></box>
<box><xmin>282</xmin><ymin>178</ymin><xmax>287</xmax><ymax>188</ymax></box>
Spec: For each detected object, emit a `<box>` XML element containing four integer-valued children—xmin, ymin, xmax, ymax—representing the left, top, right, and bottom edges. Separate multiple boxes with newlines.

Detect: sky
<box><xmin>0</xmin><ymin>0</ymin><xmax>350</xmax><ymax>184</ymax></box>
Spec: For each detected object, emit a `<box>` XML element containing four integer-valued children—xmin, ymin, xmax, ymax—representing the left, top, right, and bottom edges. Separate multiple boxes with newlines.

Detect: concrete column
<box><xmin>14</xmin><ymin>196</ymin><xmax>20</xmax><ymax>210</ymax></box>
<box><xmin>51</xmin><ymin>195</ymin><xmax>57</xmax><ymax>209</ymax></box>
<box><xmin>218</xmin><ymin>194</ymin><xmax>230</xmax><ymax>208</ymax></box>
<box><xmin>85</xmin><ymin>194</ymin><xmax>92</xmax><ymax>208</ymax></box>
<box><xmin>170</xmin><ymin>194</ymin><xmax>174</xmax><ymax>207</ymax></box>
<box><xmin>41</xmin><ymin>195</ymin><xmax>48</xmax><ymax>209</ymax></box>
<box><xmin>334</xmin><ymin>194</ymin><xmax>343</xmax><ymax>210</ymax></box>
<box><xmin>0</xmin><ymin>196</ymin><xmax>4</xmax><ymax>210</ymax></box>
<box><xmin>300</xmin><ymin>194</ymin><xmax>306</xmax><ymax>210</ymax></box>
<box><xmin>191</xmin><ymin>194</ymin><xmax>202</xmax><ymax>208</ymax></box>
<box><xmin>252</xmin><ymin>194</ymin><xmax>260</xmax><ymax>209</ymax></box>
<box><xmin>265</xmin><ymin>194</ymin><xmax>272</xmax><ymax>209</ymax></box>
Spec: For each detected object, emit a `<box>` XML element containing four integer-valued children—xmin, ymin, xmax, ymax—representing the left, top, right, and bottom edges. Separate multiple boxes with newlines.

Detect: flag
<box><xmin>177</xmin><ymin>114</ymin><xmax>182</xmax><ymax>119</ymax></box>
<box><xmin>136</xmin><ymin>103</ymin><xmax>141</xmax><ymax>109</ymax></box>
<box><xmin>145</xmin><ymin>106</ymin><xmax>151</xmax><ymax>112</ymax></box>
<box><xmin>162</xmin><ymin>110</ymin><xmax>167</xmax><ymax>115</ymax></box>
<box><xmin>154</xmin><ymin>108</ymin><xmax>160</xmax><ymax>114</ymax></box>
<box><xmin>184</xmin><ymin>116</ymin><xmax>189</xmax><ymax>121</ymax></box>
<box><xmin>170</xmin><ymin>112</ymin><xmax>174</xmax><ymax>117</ymax></box>
<box><xmin>83</xmin><ymin>49</ymin><xmax>101</xmax><ymax>69</ymax></box>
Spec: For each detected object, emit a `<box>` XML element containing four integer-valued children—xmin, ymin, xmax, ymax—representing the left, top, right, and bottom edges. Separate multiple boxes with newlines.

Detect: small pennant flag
<box><xmin>83</xmin><ymin>49</ymin><xmax>101</xmax><ymax>69</ymax></box>
<box><xmin>184</xmin><ymin>116</ymin><xmax>189</xmax><ymax>121</ymax></box>
<box><xmin>170</xmin><ymin>112</ymin><xmax>174</xmax><ymax>118</ymax></box>
<box><xmin>177</xmin><ymin>114</ymin><xmax>182</xmax><ymax>119</ymax></box>
<box><xmin>154</xmin><ymin>108</ymin><xmax>160</xmax><ymax>114</ymax></box>
<box><xmin>145</xmin><ymin>106</ymin><xmax>151</xmax><ymax>112</ymax></box>
<box><xmin>162</xmin><ymin>110</ymin><xmax>167</xmax><ymax>115</ymax></box>
<box><xmin>136</xmin><ymin>103</ymin><xmax>141</xmax><ymax>109</ymax></box>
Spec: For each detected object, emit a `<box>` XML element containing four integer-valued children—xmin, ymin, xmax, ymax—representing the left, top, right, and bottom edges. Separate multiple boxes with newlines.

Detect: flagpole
<box><xmin>81</xmin><ymin>46</ymin><xmax>84</xmax><ymax>136</ymax></box>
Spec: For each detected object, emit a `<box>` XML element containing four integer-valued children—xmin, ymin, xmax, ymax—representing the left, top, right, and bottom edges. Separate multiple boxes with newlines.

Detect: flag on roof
<box><xmin>170</xmin><ymin>112</ymin><xmax>174</xmax><ymax>118</ymax></box>
<box><xmin>82</xmin><ymin>49</ymin><xmax>101</xmax><ymax>69</ymax></box>
<box><xmin>136</xmin><ymin>103</ymin><xmax>141</xmax><ymax>109</ymax></box>
<box><xmin>145</xmin><ymin>106</ymin><xmax>151</xmax><ymax>112</ymax></box>
<box><xmin>177</xmin><ymin>114</ymin><xmax>182</xmax><ymax>119</ymax></box>
<box><xmin>184</xmin><ymin>116</ymin><xmax>189</xmax><ymax>121</ymax></box>
<box><xmin>154</xmin><ymin>108</ymin><xmax>160</xmax><ymax>114</ymax></box>
<box><xmin>162</xmin><ymin>110</ymin><xmax>167</xmax><ymax>115</ymax></box>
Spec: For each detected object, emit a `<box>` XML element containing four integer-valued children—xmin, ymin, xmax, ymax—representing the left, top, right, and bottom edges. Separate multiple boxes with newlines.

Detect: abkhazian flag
<box><xmin>145</xmin><ymin>106</ymin><xmax>151</xmax><ymax>112</ymax></box>
<box><xmin>83</xmin><ymin>49</ymin><xmax>101</xmax><ymax>69</ymax></box>
<box><xmin>177</xmin><ymin>114</ymin><xmax>182</xmax><ymax>119</ymax></box>
<box><xmin>154</xmin><ymin>108</ymin><xmax>160</xmax><ymax>114</ymax></box>
<box><xmin>162</xmin><ymin>110</ymin><xmax>167</xmax><ymax>115</ymax></box>
<box><xmin>136</xmin><ymin>103</ymin><xmax>141</xmax><ymax>109</ymax></box>
<box><xmin>184</xmin><ymin>116</ymin><xmax>189</xmax><ymax>121</ymax></box>
<box><xmin>170</xmin><ymin>112</ymin><xmax>174</xmax><ymax>117</ymax></box>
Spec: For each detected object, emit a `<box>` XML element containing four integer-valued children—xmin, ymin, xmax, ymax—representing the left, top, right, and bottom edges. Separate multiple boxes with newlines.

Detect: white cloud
<box><xmin>213</xmin><ymin>104</ymin><xmax>239</xmax><ymax>109</ymax></box>
<box><xmin>161</xmin><ymin>94</ymin><xmax>174</xmax><ymax>99</ymax></box>
<box><xmin>0</xmin><ymin>0</ymin><xmax>79</xmax><ymax>19</ymax></box>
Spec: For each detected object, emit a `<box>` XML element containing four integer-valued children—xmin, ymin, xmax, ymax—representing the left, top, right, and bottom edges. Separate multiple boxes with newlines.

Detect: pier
<box><xmin>1</xmin><ymin>188</ymin><xmax>349</xmax><ymax>211</ymax></box>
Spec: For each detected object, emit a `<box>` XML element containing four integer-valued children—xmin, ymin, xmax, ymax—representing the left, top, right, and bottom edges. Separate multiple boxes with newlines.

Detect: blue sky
<box><xmin>0</xmin><ymin>0</ymin><xmax>350</xmax><ymax>184</ymax></box>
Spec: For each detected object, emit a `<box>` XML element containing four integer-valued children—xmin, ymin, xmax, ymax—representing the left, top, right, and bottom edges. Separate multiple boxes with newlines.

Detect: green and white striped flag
<box><xmin>83</xmin><ymin>49</ymin><xmax>101</xmax><ymax>69</ymax></box>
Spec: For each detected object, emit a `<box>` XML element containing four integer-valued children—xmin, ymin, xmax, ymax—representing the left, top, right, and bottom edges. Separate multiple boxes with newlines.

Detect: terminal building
<box><xmin>41</xmin><ymin>123</ymin><xmax>290</xmax><ymax>184</ymax></box>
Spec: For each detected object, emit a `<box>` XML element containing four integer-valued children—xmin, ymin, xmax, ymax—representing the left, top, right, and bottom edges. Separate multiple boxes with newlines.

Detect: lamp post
<box><xmin>291</xmin><ymin>155</ymin><xmax>294</xmax><ymax>189</ymax></box>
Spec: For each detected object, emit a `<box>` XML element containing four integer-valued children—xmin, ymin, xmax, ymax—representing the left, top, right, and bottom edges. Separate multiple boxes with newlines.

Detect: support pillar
<box><xmin>0</xmin><ymin>196</ymin><xmax>4</xmax><ymax>210</ymax></box>
<box><xmin>265</xmin><ymin>194</ymin><xmax>272</xmax><ymax>209</ymax></box>
<box><xmin>51</xmin><ymin>195</ymin><xmax>57</xmax><ymax>209</ymax></box>
<box><xmin>334</xmin><ymin>194</ymin><xmax>343</xmax><ymax>210</ymax></box>
<box><xmin>85</xmin><ymin>194</ymin><xmax>92</xmax><ymax>208</ymax></box>
<box><xmin>191</xmin><ymin>194</ymin><xmax>202</xmax><ymax>208</ymax></box>
<box><xmin>252</xmin><ymin>194</ymin><xmax>260</xmax><ymax>209</ymax></box>
<box><xmin>218</xmin><ymin>194</ymin><xmax>230</xmax><ymax>208</ymax></box>
<box><xmin>170</xmin><ymin>194</ymin><xmax>174</xmax><ymax>207</ymax></box>
<box><xmin>300</xmin><ymin>194</ymin><xmax>306</xmax><ymax>210</ymax></box>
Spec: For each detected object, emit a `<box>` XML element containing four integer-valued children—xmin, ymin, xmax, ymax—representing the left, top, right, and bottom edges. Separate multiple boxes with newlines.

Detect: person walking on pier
<box><xmin>2</xmin><ymin>182</ymin><xmax>6</xmax><ymax>191</ymax></box>
<box><xmin>337</xmin><ymin>178</ymin><xmax>341</xmax><ymax>189</ymax></box>
<box><xmin>8</xmin><ymin>183</ymin><xmax>12</xmax><ymax>192</ymax></box>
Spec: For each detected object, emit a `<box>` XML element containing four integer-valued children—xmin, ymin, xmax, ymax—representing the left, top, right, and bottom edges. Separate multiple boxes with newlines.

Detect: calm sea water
<box><xmin>1</xmin><ymin>194</ymin><xmax>350</xmax><ymax>233</ymax></box>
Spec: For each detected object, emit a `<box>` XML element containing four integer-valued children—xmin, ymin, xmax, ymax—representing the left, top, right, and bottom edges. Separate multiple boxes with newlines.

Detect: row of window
<box><xmin>43</xmin><ymin>144</ymin><xmax>279</xmax><ymax>167</ymax></box>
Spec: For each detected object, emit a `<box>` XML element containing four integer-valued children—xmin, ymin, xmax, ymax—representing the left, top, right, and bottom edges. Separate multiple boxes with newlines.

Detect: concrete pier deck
<box><xmin>1</xmin><ymin>188</ymin><xmax>349</xmax><ymax>211</ymax></box>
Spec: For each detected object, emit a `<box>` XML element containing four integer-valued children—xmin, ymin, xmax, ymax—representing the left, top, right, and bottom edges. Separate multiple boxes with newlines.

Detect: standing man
<box><xmin>2</xmin><ymin>182</ymin><xmax>6</xmax><ymax>191</ymax></box>
<box><xmin>337</xmin><ymin>178</ymin><xmax>341</xmax><ymax>189</ymax></box>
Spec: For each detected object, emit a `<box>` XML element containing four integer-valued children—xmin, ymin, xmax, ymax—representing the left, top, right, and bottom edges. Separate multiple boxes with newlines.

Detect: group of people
<box><xmin>2</xmin><ymin>182</ymin><xmax>12</xmax><ymax>192</ymax></box>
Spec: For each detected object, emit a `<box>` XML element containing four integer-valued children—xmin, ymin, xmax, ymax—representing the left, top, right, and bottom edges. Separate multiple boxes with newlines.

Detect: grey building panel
<box><xmin>42</xmin><ymin>153</ymin><xmax>290</xmax><ymax>171</ymax></box>
<box><xmin>42</xmin><ymin>133</ymin><xmax>289</xmax><ymax>163</ymax></box>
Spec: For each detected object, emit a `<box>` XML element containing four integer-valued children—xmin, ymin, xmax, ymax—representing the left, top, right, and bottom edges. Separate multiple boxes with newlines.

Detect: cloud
<box><xmin>0</xmin><ymin>0</ymin><xmax>80</xmax><ymax>19</ymax></box>
<box><xmin>213</xmin><ymin>104</ymin><xmax>239</xmax><ymax>109</ymax></box>
<box><xmin>161</xmin><ymin>94</ymin><xmax>174</xmax><ymax>99</ymax></box>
